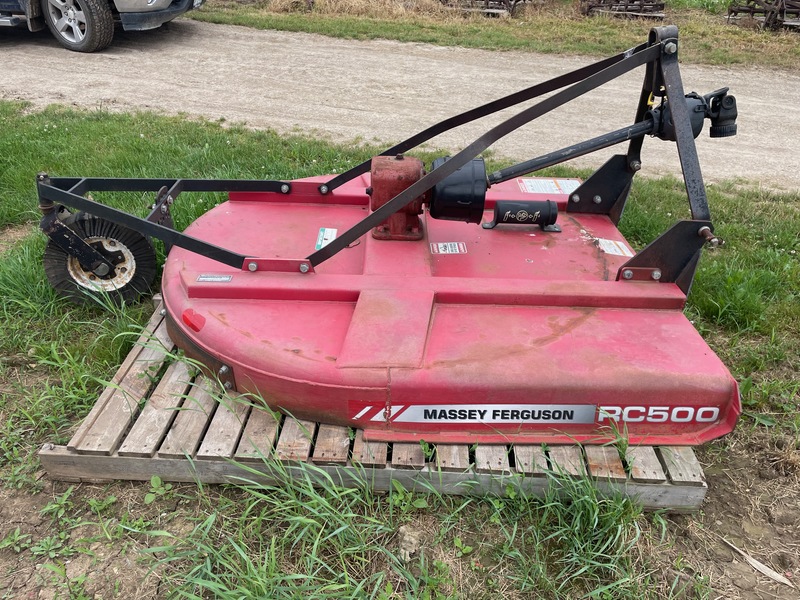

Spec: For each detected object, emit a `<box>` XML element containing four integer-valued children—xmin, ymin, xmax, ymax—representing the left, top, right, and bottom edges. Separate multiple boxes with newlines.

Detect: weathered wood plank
<box><xmin>68</xmin><ymin>303</ymin><xmax>166</xmax><ymax>451</ymax></box>
<box><xmin>72</xmin><ymin>319</ymin><xmax>173</xmax><ymax>456</ymax></box>
<box><xmin>312</xmin><ymin>424</ymin><xmax>351</xmax><ymax>465</ymax></box>
<box><xmin>235</xmin><ymin>407</ymin><xmax>280</xmax><ymax>461</ymax></box>
<box><xmin>157</xmin><ymin>377</ymin><xmax>217</xmax><ymax>459</ymax></box>
<box><xmin>352</xmin><ymin>431</ymin><xmax>387</xmax><ymax>468</ymax></box>
<box><xmin>548</xmin><ymin>446</ymin><xmax>585</xmax><ymax>476</ymax></box>
<box><xmin>196</xmin><ymin>393</ymin><xmax>249</xmax><ymax>460</ymax></box>
<box><xmin>584</xmin><ymin>446</ymin><xmax>627</xmax><ymax>482</ymax></box>
<box><xmin>660</xmin><ymin>446</ymin><xmax>706</xmax><ymax>487</ymax></box>
<box><xmin>391</xmin><ymin>443</ymin><xmax>426</xmax><ymax>469</ymax></box>
<box><xmin>275</xmin><ymin>418</ymin><xmax>315</xmax><ymax>463</ymax></box>
<box><xmin>513</xmin><ymin>445</ymin><xmax>548</xmax><ymax>476</ymax></box>
<box><xmin>626</xmin><ymin>446</ymin><xmax>667</xmax><ymax>483</ymax></box>
<box><xmin>435</xmin><ymin>444</ymin><xmax>470</xmax><ymax>472</ymax></box>
<box><xmin>475</xmin><ymin>445</ymin><xmax>510</xmax><ymax>474</ymax></box>
<box><xmin>117</xmin><ymin>361</ymin><xmax>193</xmax><ymax>457</ymax></box>
<box><xmin>38</xmin><ymin>444</ymin><xmax>707</xmax><ymax>511</ymax></box>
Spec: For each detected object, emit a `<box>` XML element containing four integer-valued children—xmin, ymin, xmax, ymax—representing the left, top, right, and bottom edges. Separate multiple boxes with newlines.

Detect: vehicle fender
<box><xmin>22</xmin><ymin>0</ymin><xmax>45</xmax><ymax>31</ymax></box>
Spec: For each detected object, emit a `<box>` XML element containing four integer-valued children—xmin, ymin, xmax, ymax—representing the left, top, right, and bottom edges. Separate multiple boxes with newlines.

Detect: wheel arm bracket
<box><xmin>39</xmin><ymin>210</ymin><xmax>116</xmax><ymax>276</ymax></box>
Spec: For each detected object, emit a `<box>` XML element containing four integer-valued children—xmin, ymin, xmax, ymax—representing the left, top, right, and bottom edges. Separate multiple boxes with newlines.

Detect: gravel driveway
<box><xmin>1</xmin><ymin>19</ymin><xmax>797</xmax><ymax>190</ymax></box>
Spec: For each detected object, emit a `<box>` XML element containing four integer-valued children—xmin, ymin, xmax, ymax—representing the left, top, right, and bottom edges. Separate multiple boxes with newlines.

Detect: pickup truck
<box><xmin>0</xmin><ymin>0</ymin><xmax>204</xmax><ymax>52</ymax></box>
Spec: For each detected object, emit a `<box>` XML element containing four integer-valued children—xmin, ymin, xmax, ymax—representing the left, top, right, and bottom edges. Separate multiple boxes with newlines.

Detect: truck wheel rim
<box><xmin>46</xmin><ymin>0</ymin><xmax>87</xmax><ymax>44</ymax></box>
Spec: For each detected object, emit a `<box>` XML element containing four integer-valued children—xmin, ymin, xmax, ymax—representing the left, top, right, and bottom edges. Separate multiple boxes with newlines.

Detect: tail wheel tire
<box><xmin>44</xmin><ymin>214</ymin><xmax>157</xmax><ymax>305</ymax></box>
<box><xmin>41</xmin><ymin>0</ymin><xmax>114</xmax><ymax>53</ymax></box>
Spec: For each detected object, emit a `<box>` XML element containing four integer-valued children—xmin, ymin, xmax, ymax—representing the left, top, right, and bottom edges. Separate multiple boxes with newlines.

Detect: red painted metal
<box><xmin>161</xmin><ymin>172</ymin><xmax>740</xmax><ymax>446</ymax></box>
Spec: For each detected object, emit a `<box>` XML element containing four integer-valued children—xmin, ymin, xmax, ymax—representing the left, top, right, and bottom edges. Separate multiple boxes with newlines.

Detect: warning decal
<box><xmin>430</xmin><ymin>242</ymin><xmax>468</xmax><ymax>255</ymax></box>
<box><xmin>518</xmin><ymin>178</ymin><xmax>581</xmax><ymax>195</ymax></box>
<box><xmin>596</xmin><ymin>238</ymin><xmax>634</xmax><ymax>257</ymax></box>
<box><xmin>315</xmin><ymin>228</ymin><xmax>338</xmax><ymax>250</ymax></box>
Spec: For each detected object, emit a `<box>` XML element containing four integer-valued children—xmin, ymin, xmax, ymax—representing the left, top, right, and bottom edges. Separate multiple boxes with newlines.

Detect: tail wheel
<box><xmin>44</xmin><ymin>214</ymin><xmax>157</xmax><ymax>304</ymax></box>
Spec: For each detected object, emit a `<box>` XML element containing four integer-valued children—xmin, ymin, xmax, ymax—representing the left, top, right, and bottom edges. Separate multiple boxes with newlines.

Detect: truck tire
<box><xmin>41</xmin><ymin>0</ymin><xmax>114</xmax><ymax>52</ymax></box>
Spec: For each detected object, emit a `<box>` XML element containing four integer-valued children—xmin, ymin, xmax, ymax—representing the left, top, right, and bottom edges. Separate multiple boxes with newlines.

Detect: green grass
<box><xmin>0</xmin><ymin>99</ymin><xmax>797</xmax><ymax>597</ymax></box>
<box><xmin>141</xmin><ymin>452</ymin><xmax>655</xmax><ymax>599</ymax></box>
<box><xmin>190</xmin><ymin>0</ymin><xmax>800</xmax><ymax>70</ymax></box>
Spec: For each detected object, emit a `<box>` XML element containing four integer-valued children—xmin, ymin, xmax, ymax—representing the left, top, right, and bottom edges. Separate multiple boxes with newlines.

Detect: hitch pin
<box><xmin>698</xmin><ymin>226</ymin><xmax>723</xmax><ymax>248</ymax></box>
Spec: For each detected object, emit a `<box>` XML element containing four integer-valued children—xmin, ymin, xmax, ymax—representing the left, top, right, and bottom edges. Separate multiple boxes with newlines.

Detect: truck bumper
<box><xmin>119</xmin><ymin>0</ymin><xmax>203</xmax><ymax>31</ymax></box>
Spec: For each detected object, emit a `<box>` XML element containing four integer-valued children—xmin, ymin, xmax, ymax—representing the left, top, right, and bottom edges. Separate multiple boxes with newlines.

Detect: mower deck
<box><xmin>161</xmin><ymin>175</ymin><xmax>739</xmax><ymax>446</ymax></box>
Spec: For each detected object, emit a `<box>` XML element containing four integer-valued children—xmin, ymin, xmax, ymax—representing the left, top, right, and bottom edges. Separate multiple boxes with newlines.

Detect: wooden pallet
<box><xmin>39</xmin><ymin>302</ymin><xmax>708</xmax><ymax>511</ymax></box>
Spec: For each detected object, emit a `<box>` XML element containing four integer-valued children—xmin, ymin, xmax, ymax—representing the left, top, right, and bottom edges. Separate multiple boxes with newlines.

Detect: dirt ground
<box><xmin>1</xmin><ymin>19</ymin><xmax>799</xmax><ymax>600</ymax></box>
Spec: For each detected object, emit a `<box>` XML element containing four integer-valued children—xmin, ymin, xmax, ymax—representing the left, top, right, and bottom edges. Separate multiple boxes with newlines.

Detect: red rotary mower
<box><xmin>37</xmin><ymin>26</ymin><xmax>741</xmax><ymax>446</ymax></box>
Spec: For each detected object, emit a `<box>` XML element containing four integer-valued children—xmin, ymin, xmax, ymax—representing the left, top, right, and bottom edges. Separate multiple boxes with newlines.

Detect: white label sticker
<box><xmin>518</xmin><ymin>178</ymin><xmax>581</xmax><ymax>195</ymax></box>
<box><xmin>196</xmin><ymin>274</ymin><xmax>232</xmax><ymax>283</ymax></box>
<box><xmin>315</xmin><ymin>228</ymin><xmax>338</xmax><ymax>250</ymax></box>
<box><xmin>597</xmin><ymin>238</ymin><xmax>634</xmax><ymax>257</ymax></box>
<box><xmin>430</xmin><ymin>242</ymin><xmax>467</xmax><ymax>255</ymax></box>
<box><xmin>393</xmin><ymin>404</ymin><xmax>597</xmax><ymax>424</ymax></box>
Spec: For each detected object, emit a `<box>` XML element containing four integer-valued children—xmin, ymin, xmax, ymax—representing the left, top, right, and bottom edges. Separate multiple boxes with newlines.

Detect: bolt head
<box><xmin>319</xmin><ymin>185</ymin><xmax>329</xmax><ymax>195</ymax></box>
<box><xmin>652</xmin><ymin>270</ymin><xmax>662</xmax><ymax>281</ymax></box>
<box><xmin>593</xmin><ymin>195</ymin><xmax>602</xmax><ymax>205</ymax></box>
<box><xmin>622</xmin><ymin>269</ymin><xmax>634</xmax><ymax>280</ymax></box>
<box><xmin>218</xmin><ymin>365</ymin><xmax>230</xmax><ymax>375</ymax></box>
<box><xmin>630</xmin><ymin>160</ymin><xmax>642</xmax><ymax>172</ymax></box>
<box><xmin>299</xmin><ymin>263</ymin><xmax>310</xmax><ymax>273</ymax></box>
<box><xmin>280</xmin><ymin>184</ymin><xmax>290</xmax><ymax>194</ymax></box>
<box><xmin>665</xmin><ymin>42</ymin><xmax>678</xmax><ymax>55</ymax></box>
<box><xmin>571</xmin><ymin>194</ymin><xmax>580</xmax><ymax>203</ymax></box>
<box><xmin>247</xmin><ymin>262</ymin><xmax>258</xmax><ymax>272</ymax></box>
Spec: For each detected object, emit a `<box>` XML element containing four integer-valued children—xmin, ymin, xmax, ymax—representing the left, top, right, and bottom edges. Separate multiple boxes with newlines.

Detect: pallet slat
<box><xmin>392</xmin><ymin>443</ymin><xmax>426</xmax><ymax>469</ymax></box>
<box><xmin>475</xmin><ymin>445</ymin><xmax>510</xmax><ymax>474</ymax></box>
<box><xmin>158</xmin><ymin>377</ymin><xmax>217</xmax><ymax>459</ymax></box>
<box><xmin>117</xmin><ymin>361</ymin><xmax>193</xmax><ymax>458</ymax></box>
<box><xmin>660</xmin><ymin>446</ymin><xmax>706</xmax><ymax>487</ymax></box>
<box><xmin>275</xmin><ymin>418</ymin><xmax>315</xmax><ymax>463</ymax></box>
<box><xmin>72</xmin><ymin>319</ymin><xmax>174</xmax><ymax>456</ymax></box>
<box><xmin>514</xmin><ymin>445</ymin><xmax>547</xmax><ymax>476</ymax></box>
<box><xmin>585</xmin><ymin>446</ymin><xmax>627</xmax><ymax>482</ymax></box>
<box><xmin>235</xmin><ymin>408</ymin><xmax>281</xmax><ymax>461</ymax></box>
<box><xmin>626</xmin><ymin>446</ymin><xmax>667</xmax><ymax>483</ymax></box>
<box><xmin>436</xmin><ymin>444</ymin><xmax>470</xmax><ymax>472</ymax></box>
<box><xmin>312</xmin><ymin>425</ymin><xmax>351</xmax><ymax>465</ymax></box>
<box><xmin>352</xmin><ymin>431</ymin><xmax>387</xmax><ymax>468</ymax></box>
<box><xmin>196</xmin><ymin>394</ymin><xmax>249</xmax><ymax>460</ymax></box>
<box><xmin>548</xmin><ymin>446</ymin><xmax>585</xmax><ymax>476</ymax></box>
<box><xmin>68</xmin><ymin>304</ymin><xmax>167</xmax><ymax>451</ymax></box>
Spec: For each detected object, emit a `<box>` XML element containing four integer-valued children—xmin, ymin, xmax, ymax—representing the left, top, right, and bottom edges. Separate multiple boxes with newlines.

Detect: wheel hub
<box><xmin>67</xmin><ymin>237</ymin><xmax>136</xmax><ymax>292</ymax></box>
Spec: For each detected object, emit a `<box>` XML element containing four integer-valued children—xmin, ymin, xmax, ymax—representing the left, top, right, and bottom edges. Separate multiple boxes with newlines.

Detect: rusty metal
<box><xmin>369</xmin><ymin>155</ymin><xmax>426</xmax><ymax>241</ymax></box>
<box><xmin>581</xmin><ymin>0</ymin><xmax>665</xmax><ymax>18</ymax></box>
